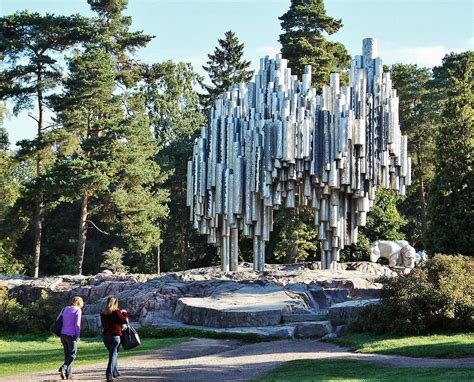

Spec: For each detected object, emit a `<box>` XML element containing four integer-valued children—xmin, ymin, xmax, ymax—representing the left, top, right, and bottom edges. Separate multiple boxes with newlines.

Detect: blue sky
<box><xmin>2</xmin><ymin>0</ymin><xmax>473</xmax><ymax>147</ymax></box>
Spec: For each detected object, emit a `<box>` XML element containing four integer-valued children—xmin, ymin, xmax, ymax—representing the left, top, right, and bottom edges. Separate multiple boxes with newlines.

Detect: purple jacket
<box><xmin>60</xmin><ymin>306</ymin><xmax>82</xmax><ymax>339</ymax></box>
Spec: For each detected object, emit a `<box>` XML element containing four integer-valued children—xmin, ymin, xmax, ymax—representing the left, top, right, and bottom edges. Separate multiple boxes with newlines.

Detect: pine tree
<box><xmin>273</xmin><ymin>208</ymin><xmax>318</xmax><ymax>263</ymax></box>
<box><xmin>142</xmin><ymin>61</ymin><xmax>210</xmax><ymax>271</ymax></box>
<box><xmin>202</xmin><ymin>31</ymin><xmax>254</xmax><ymax>110</ymax></box>
<box><xmin>48</xmin><ymin>48</ymin><xmax>122</xmax><ymax>274</ymax></box>
<box><xmin>0</xmin><ymin>104</ymin><xmax>25</xmax><ymax>274</ymax></box>
<box><xmin>391</xmin><ymin>64</ymin><xmax>435</xmax><ymax>247</ymax></box>
<box><xmin>0</xmin><ymin>12</ymin><xmax>90</xmax><ymax>277</ymax></box>
<box><xmin>279</xmin><ymin>0</ymin><xmax>351</xmax><ymax>88</ymax></box>
<box><xmin>47</xmin><ymin>0</ymin><xmax>165</xmax><ymax>274</ymax></box>
<box><xmin>100</xmin><ymin>247</ymin><xmax>129</xmax><ymax>273</ymax></box>
<box><xmin>425</xmin><ymin>52</ymin><xmax>474</xmax><ymax>256</ymax></box>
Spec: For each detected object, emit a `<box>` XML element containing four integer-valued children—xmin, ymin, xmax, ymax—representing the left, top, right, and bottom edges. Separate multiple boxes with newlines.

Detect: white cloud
<box><xmin>379</xmin><ymin>45</ymin><xmax>464</xmax><ymax>68</ymax></box>
<box><xmin>256</xmin><ymin>46</ymin><xmax>280</xmax><ymax>58</ymax></box>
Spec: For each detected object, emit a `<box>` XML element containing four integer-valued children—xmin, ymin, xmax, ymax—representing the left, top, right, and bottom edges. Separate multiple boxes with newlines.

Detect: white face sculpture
<box><xmin>402</xmin><ymin>248</ymin><xmax>416</xmax><ymax>268</ymax></box>
<box><xmin>369</xmin><ymin>245</ymin><xmax>380</xmax><ymax>263</ymax></box>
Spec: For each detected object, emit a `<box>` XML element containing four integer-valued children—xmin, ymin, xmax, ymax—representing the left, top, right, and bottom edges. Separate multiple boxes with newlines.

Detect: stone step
<box><xmin>294</xmin><ymin>320</ymin><xmax>333</xmax><ymax>338</ymax></box>
<box><xmin>157</xmin><ymin>320</ymin><xmax>333</xmax><ymax>340</ymax></box>
<box><xmin>324</xmin><ymin>288</ymin><xmax>350</xmax><ymax>303</ymax></box>
<box><xmin>328</xmin><ymin>298</ymin><xmax>381</xmax><ymax>321</ymax></box>
<box><xmin>158</xmin><ymin>320</ymin><xmax>296</xmax><ymax>339</ymax></box>
<box><xmin>282</xmin><ymin>310</ymin><xmax>328</xmax><ymax>323</ymax></box>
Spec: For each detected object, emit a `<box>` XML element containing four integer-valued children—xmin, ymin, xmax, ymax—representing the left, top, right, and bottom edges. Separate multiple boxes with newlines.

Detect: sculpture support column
<box><xmin>220</xmin><ymin>236</ymin><xmax>229</xmax><ymax>272</ymax></box>
<box><xmin>253</xmin><ymin>237</ymin><xmax>265</xmax><ymax>271</ymax></box>
<box><xmin>230</xmin><ymin>228</ymin><xmax>239</xmax><ymax>271</ymax></box>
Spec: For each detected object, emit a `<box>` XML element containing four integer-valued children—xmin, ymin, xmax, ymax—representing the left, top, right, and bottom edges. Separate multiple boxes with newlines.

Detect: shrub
<box><xmin>0</xmin><ymin>287</ymin><xmax>68</xmax><ymax>333</ymax></box>
<box><xmin>0</xmin><ymin>286</ymin><xmax>29</xmax><ymax>330</ymax></box>
<box><xmin>100</xmin><ymin>247</ymin><xmax>129</xmax><ymax>273</ymax></box>
<box><xmin>350</xmin><ymin>254</ymin><xmax>474</xmax><ymax>334</ymax></box>
<box><xmin>0</xmin><ymin>244</ymin><xmax>24</xmax><ymax>276</ymax></box>
<box><xmin>340</xmin><ymin>234</ymin><xmax>371</xmax><ymax>262</ymax></box>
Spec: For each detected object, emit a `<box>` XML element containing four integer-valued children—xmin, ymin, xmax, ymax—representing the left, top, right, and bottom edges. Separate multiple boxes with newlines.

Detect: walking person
<box><xmin>101</xmin><ymin>296</ymin><xmax>128</xmax><ymax>381</ymax></box>
<box><xmin>59</xmin><ymin>296</ymin><xmax>84</xmax><ymax>380</ymax></box>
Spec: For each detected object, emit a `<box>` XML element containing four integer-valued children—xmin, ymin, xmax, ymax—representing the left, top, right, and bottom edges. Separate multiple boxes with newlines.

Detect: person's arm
<box><xmin>75</xmin><ymin>309</ymin><xmax>82</xmax><ymax>340</ymax></box>
<box><xmin>115</xmin><ymin>309</ymin><xmax>128</xmax><ymax>324</ymax></box>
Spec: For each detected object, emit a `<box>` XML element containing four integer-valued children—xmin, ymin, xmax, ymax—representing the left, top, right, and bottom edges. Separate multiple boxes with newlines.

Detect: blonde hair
<box><xmin>71</xmin><ymin>296</ymin><xmax>84</xmax><ymax>308</ymax></box>
<box><xmin>102</xmin><ymin>296</ymin><xmax>119</xmax><ymax>315</ymax></box>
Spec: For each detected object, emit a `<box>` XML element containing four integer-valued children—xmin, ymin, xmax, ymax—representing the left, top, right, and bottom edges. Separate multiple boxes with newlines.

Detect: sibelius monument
<box><xmin>187</xmin><ymin>38</ymin><xmax>411</xmax><ymax>271</ymax></box>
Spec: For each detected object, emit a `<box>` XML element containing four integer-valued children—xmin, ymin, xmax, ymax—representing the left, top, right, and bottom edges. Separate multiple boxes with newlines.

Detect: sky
<box><xmin>1</xmin><ymin>0</ymin><xmax>473</xmax><ymax>147</ymax></box>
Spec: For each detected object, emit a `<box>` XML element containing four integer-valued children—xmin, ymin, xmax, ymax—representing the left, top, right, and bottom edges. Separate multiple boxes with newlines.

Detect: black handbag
<box><xmin>50</xmin><ymin>308</ymin><xmax>64</xmax><ymax>336</ymax></box>
<box><xmin>121</xmin><ymin>324</ymin><xmax>141</xmax><ymax>350</ymax></box>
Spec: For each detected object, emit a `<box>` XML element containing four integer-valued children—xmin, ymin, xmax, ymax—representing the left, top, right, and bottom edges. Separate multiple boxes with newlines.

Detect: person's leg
<box><xmin>103</xmin><ymin>336</ymin><xmax>114</xmax><ymax>380</ymax></box>
<box><xmin>113</xmin><ymin>339</ymin><xmax>121</xmax><ymax>378</ymax></box>
<box><xmin>110</xmin><ymin>336</ymin><xmax>121</xmax><ymax>379</ymax></box>
<box><xmin>59</xmin><ymin>335</ymin><xmax>68</xmax><ymax>380</ymax></box>
<box><xmin>63</xmin><ymin>336</ymin><xmax>78</xmax><ymax>379</ymax></box>
<box><xmin>66</xmin><ymin>337</ymin><xmax>78</xmax><ymax>379</ymax></box>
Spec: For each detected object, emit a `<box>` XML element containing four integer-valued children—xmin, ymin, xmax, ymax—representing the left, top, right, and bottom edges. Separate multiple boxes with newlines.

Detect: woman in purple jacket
<box><xmin>58</xmin><ymin>296</ymin><xmax>84</xmax><ymax>380</ymax></box>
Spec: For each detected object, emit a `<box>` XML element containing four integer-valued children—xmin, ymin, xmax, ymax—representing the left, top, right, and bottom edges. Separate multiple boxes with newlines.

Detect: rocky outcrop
<box><xmin>1</xmin><ymin>262</ymin><xmax>394</xmax><ymax>338</ymax></box>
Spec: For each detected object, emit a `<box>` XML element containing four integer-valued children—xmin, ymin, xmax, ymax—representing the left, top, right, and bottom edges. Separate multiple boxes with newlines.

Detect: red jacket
<box><xmin>101</xmin><ymin>309</ymin><xmax>128</xmax><ymax>336</ymax></box>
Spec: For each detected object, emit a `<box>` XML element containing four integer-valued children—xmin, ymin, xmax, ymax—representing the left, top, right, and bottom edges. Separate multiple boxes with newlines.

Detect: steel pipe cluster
<box><xmin>187</xmin><ymin>38</ymin><xmax>411</xmax><ymax>271</ymax></box>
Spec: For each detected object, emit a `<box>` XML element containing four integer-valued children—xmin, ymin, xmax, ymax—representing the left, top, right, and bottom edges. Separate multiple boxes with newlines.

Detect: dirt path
<box><xmin>2</xmin><ymin>338</ymin><xmax>474</xmax><ymax>382</ymax></box>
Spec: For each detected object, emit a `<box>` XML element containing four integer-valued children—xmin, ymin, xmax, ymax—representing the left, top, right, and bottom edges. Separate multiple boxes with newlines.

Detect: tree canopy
<box><xmin>202</xmin><ymin>30</ymin><xmax>254</xmax><ymax>110</ymax></box>
<box><xmin>279</xmin><ymin>0</ymin><xmax>351</xmax><ymax>88</ymax></box>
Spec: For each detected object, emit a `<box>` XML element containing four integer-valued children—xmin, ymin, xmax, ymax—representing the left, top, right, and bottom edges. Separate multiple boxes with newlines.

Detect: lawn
<box><xmin>0</xmin><ymin>334</ymin><xmax>189</xmax><ymax>377</ymax></box>
<box><xmin>334</xmin><ymin>332</ymin><xmax>474</xmax><ymax>358</ymax></box>
<box><xmin>259</xmin><ymin>359</ymin><xmax>474</xmax><ymax>382</ymax></box>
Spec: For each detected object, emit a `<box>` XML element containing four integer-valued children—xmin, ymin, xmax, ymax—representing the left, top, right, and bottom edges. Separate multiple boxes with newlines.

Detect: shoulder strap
<box><xmin>56</xmin><ymin>307</ymin><xmax>65</xmax><ymax>320</ymax></box>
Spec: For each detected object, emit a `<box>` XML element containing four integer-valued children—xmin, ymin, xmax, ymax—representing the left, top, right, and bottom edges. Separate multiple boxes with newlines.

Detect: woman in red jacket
<box><xmin>100</xmin><ymin>296</ymin><xmax>128</xmax><ymax>382</ymax></box>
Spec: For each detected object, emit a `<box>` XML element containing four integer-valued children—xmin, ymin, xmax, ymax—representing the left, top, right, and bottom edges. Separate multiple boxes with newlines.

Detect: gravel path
<box><xmin>2</xmin><ymin>338</ymin><xmax>474</xmax><ymax>382</ymax></box>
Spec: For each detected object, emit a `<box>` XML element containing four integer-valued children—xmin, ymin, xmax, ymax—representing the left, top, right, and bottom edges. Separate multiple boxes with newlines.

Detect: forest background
<box><xmin>0</xmin><ymin>0</ymin><xmax>472</xmax><ymax>277</ymax></box>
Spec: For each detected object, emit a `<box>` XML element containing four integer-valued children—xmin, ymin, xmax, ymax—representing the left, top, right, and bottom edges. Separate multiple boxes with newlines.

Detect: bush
<box><xmin>340</xmin><ymin>234</ymin><xmax>371</xmax><ymax>262</ymax></box>
<box><xmin>101</xmin><ymin>247</ymin><xmax>129</xmax><ymax>273</ymax></box>
<box><xmin>0</xmin><ymin>244</ymin><xmax>24</xmax><ymax>276</ymax></box>
<box><xmin>350</xmin><ymin>255</ymin><xmax>474</xmax><ymax>334</ymax></box>
<box><xmin>0</xmin><ymin>287</ymin><xmax>68</xmax><ymax>333</ymax></box>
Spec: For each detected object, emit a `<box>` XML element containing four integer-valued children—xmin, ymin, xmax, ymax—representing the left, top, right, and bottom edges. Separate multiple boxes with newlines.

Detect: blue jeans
<box><xmin>103</xmin><ymin>335</ymin><xmax>121</xmax><ymax>379</ymax></box>
<box><xmin>60</xmin><ymin>334</ymin><xmax>78</xmax><ymax>379</ymax></box>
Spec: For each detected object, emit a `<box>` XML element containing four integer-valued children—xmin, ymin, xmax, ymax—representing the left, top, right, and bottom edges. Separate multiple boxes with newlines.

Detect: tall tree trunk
<box><xmin>156</xmin><ymin>244</ymin><xmax>161</xmax><ymax>274</ymax></box>
<box><xmin>417</xmin><ymin>153</ymin><xmax>428</xmax><ymax>234</ymax></box>
<box><xmin>32</xmin><ymin>178</ymin><xmax>43</xmax><ymax>278</ymax></box>
<box><xmin>32</xmin><ymin>81</ymin><xmax>45</xmax><ymax>278</ymax></box>
<box><xmin>76</xmin><ymin>191</ymin><xmax>89</xmax><ymax>275</ymax></box>
<box><xmin>179</xmin><ymin>207</ymin><xmax>190</xmax><ymax>271</ymax></box>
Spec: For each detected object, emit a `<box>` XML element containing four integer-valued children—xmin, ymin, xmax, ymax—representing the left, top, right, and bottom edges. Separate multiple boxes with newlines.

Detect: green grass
<box><xmin>334</xmin><ymin>332</ymin><xmax>474</xmax><ymax>358</ymax></box>
<box><xmin>0</xmin><ymin>334</ymin><xmax>189</xmax><ymax>377</ymax></box>
<box><xmin>259</xmin><ymin>359</ymin><xmax>474</xmax><ymax>381</ymax></box>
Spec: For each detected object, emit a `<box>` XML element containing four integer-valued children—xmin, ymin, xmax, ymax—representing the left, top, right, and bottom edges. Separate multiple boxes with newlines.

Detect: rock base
<box><xmin>1</xmin><ymin>262</ymin><xmax>392</xmax><ymax>339</ymax></box>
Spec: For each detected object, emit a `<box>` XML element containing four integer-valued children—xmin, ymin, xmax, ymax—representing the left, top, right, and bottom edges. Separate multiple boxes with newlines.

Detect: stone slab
<box><xmin>328</xmin><ymin>299</ymin><xmax>381</xmax><ymax>321</ymax></box>
<box><xmin>282</xmin><ymin>311</ymin><xmax>328</xmax><ymax>323</ymax></box>
<box><xmin>294</xmin><ymin>321</ymin><xmax>333</xmax><ymax>338</ymax></box>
